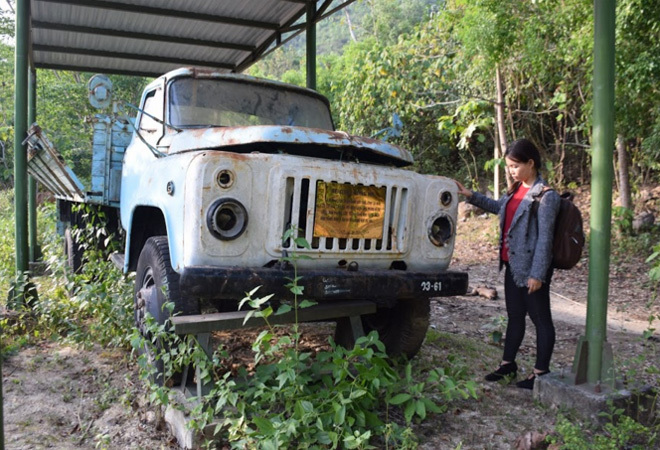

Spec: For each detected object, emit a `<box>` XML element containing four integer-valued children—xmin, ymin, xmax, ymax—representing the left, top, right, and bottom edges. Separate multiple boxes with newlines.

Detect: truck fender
<box><xmin>124</xmin><ymin>205</ymin><xmax>167</xmax><ymax>272</ymax></box>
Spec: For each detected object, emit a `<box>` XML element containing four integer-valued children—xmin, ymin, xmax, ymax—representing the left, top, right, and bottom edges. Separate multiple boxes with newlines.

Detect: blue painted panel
<box><xmin>88</xmin><ymin>114</ymin><xmax>130</xmax><ymax>204</ymax></box>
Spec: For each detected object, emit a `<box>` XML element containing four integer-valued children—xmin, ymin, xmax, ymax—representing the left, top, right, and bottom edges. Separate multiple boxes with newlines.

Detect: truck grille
<box><xmin>281</xmin><ymin>176</ymin><xmax>409</xmax><ymax>254</ymax></box>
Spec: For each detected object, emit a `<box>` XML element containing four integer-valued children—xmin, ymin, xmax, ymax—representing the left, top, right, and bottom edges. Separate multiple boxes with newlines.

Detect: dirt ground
<box><xmin>3</xmin><ymin>193</ymin><xmax>659</xmax><ymax>449</ymax></box>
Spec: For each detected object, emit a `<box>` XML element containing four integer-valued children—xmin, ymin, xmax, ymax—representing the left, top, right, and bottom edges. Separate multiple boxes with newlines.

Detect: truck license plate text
<box><xmin>421</xmin><ymin>281</ymin><xmax>442</xmax><ymax>292</ymax></box>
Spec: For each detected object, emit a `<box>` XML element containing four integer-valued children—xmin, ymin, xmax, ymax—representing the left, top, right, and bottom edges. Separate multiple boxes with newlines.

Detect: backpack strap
<box><xmin>531</xmin><ymin>186</ymin><xmax>553</xmax><ymax>215</ymax></box>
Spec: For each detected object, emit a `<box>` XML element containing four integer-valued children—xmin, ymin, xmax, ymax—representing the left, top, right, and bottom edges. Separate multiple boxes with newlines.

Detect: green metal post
<box><xmin>28</xmin><ymin>68</ymin><xmax>39</xmax><ymax>263</ymax></box>
<box><xmin>13</xmin><ymin>0</ymin><xmax>30</xmax><ymax>298</ymax></box>
<box><xmin>306</xmin><ymin>1</ymin><xmax>316</xmax><ymax>91</ymax></box>
<box><xmin>584</xmin><ymin>0</ymin><xmax>616</xmax><ymax>385</ymax></box>
<box><xmin>0</xmin><ymin>332</ymin><xmax>3</xmax><ymax>450</ymax></box>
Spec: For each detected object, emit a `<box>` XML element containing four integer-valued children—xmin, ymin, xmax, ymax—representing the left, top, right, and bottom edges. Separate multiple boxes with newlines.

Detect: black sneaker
<box><xmin>484</xmin><ymin>361</ymin><xmax>518</xmax><ymax>382</ymax></box>
<box><xmin>516</xmin><ymin>370</ymin><xmax>550</xmax><ymax>389</ymax></box>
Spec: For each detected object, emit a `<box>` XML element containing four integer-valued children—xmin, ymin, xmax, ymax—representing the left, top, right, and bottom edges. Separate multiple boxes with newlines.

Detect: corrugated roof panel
<box><xmin>32</xmin><ymin>29</ymin><xmax>250</xmax><ymax>66</ymax></box>
<box><xmin>31</xmin><ymin>4</ymin><xmax>270</xmax><ymax>45</ymax></box>
<box><xmin>29</xmin><ymin>0</ymin><xmax>354</xmax><ymax>76</ymax></box>
<box><xmin>98</xmin><ymin>0</ymin><xmax>305</xmax><ymax>25</ymax></box>
<box><xmin>34</xmin><ymin>50</ymin><xmax>216</xmax><ymax>76</ymax></box>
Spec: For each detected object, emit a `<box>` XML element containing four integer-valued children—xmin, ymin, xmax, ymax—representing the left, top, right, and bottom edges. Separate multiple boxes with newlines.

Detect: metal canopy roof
<box><xmin>29</xmin><ymin>0</ymin><xmax>355</xmax><ymax>77</ymax></box>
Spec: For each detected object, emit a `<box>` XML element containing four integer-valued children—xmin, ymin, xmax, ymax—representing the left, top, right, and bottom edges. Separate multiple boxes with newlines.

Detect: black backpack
<box><xmin>534</xmin><ymin>189</ymin><xmax>585</xmax><ymax>270</ymax></box>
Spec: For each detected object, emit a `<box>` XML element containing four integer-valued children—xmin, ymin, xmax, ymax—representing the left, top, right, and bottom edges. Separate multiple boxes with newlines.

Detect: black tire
<box><xmin>337</xmin><ymin>299</ymin><xmax>430</xmax><ymax>359</ymax></box>
<box><xmin>64</xmin><ymin>227</ymin><xmax>84</xmax><ymax>274</ymax></box>
<box><xmin>134</xmin><ymin>236</ymin><xmax>199</xmax><ymax>385</ymax></box>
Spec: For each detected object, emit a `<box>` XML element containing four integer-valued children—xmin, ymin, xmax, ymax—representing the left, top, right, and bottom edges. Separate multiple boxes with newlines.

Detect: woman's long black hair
<box><xmin>505</xmin><ymin>138</ymin><xmax>542</xmax><ymax>195</ymax></box>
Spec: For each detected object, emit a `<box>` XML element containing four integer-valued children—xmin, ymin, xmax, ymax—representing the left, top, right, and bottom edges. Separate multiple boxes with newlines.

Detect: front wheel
<box><xmin>336</xmin><ymin>299</ymin><xmax>430</xmax><ymax>359</ymax></box>
<box><xmin>134</xmin><ymin>236</ymin><xmax>199</xmax><ymax>385</ymax></box>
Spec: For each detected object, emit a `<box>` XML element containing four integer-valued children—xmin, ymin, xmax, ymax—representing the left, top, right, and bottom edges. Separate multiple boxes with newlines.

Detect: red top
<box><xmin>501</xmin><ymin>184</ymin><xmax>530</xmax><ymax>262</ymax></box>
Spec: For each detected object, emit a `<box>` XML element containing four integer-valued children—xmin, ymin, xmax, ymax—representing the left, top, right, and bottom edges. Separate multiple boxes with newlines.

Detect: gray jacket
<box><xmin>468</xmin><ymin>177</ymin><xmax>560</xmax><ymax>287</ymax></box>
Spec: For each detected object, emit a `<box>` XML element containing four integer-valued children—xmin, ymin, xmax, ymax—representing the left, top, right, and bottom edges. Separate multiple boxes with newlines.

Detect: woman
<box><xmin>455</xmin><ymin>139</ymin><xmax>560</xmax><ymax>389</ymax></box>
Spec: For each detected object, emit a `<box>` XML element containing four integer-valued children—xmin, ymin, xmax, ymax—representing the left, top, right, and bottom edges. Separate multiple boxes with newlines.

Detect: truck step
<box><xmin>171</xmin><ymin>300</ymin><xmax>376</xmax><ymax>335</ymax></box>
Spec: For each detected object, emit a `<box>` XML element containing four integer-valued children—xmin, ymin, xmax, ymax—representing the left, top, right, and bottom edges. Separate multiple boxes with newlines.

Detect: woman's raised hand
<box><xmin>454</xmin><ymin>180</ymin><xmax>473</xmax><ymax>198</ymax></box>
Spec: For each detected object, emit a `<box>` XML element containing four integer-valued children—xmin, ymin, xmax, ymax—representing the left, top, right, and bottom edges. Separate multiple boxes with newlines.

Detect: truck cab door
<box><xmin>136</xmin><ymin>84</ymin><xmax>165</xmax><ymax>150</ymax></box>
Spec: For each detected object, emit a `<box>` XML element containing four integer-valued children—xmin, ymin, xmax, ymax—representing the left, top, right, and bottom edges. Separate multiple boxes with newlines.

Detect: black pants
<box><xmin>502</xmin><ymin>264</ymin><xmax>555</xmax><ymax>372</ymax></box>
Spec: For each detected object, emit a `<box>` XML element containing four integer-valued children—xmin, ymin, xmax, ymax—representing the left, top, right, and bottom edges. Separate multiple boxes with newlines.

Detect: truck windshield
<box><xmin>169</xmin><ymin>78</ymin><xmax>334</xmax><ymax>130</ymax></box>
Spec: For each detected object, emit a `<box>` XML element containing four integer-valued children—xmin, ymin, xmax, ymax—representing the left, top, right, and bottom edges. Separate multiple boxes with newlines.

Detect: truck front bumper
<box><xmin>179</xmin><ymin>266</ymin><xmax>468</xmax><ymax>305</ymax></box>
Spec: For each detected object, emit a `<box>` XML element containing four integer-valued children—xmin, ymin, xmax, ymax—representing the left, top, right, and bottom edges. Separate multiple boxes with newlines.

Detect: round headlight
<box><xmin>207</xmin><ymin>198</ymin><xmax>248</xmax><ymax>240</ymax></box>
<box><xmin>429</xmin><ymin>215</ymin><xmax>453</xmax><ymax>247</ymax></box>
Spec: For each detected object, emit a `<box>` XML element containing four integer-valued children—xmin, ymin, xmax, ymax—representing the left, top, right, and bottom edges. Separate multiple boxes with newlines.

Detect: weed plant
<box><xmin>135</xmin><ymin>310</ymin><xmax>478</xmax><ymax>449</ymax></box>
<box><xmin>0</xmin><ymin>190</ymin><xmax>15</xmax><ymax>299</ymax></box>
<box><xmin>548</xmin><ymin>406</ymin><xmax>658</xmax><ymax>449</ymax></box>
<box><xmin>0</xmin><ymin>195</ymin><xmax>134</xmax><ymax>356</ymax></box>
<box><xmin>133</xmin><ymin>230</ymin><xmax>478</xmax><ymax>449</ymax></box>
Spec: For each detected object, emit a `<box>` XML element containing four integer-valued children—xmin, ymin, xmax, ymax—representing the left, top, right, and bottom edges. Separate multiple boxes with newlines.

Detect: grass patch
<box><xmin>424</xmin><ymin>328</ymin><xmax>502</xmax><ymax>375</ymax></box>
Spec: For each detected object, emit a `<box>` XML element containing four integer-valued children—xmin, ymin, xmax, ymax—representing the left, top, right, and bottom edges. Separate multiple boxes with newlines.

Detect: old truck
<box><xmin>26</xmin><ymin>67</ymin><xmax>467</xmax><ymax>365</ymax></box>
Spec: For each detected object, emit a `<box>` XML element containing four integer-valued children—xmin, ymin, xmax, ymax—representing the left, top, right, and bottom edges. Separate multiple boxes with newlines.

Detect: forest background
<box><xmin>0</xmin><ymin>1</ymin><xmax>659</xmax><ymax>448</ymax></box>
<box><xmin>0</xmin><ymin>0</ymin><xmax>659</xmax><ymax>200</ymax></box>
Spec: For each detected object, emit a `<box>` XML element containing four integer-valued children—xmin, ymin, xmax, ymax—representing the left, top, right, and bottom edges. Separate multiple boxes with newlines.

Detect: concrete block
<box><xmin>164</xmin><ymin>390</ymin><xmax>198</xmax><ymax>450</ymax></box>
<box><xmin>163</xmin><ymin>388</ymin><xmax>223</xmax><ymax>449</ymax></box>
<box><xmin>534</xmin><ymin>372</ymin><xmax>658</xmax><ymax>426</ymax></box>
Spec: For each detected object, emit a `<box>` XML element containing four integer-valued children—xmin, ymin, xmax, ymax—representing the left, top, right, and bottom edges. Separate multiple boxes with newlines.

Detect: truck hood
<box><xmin>162</xmin><ymin>125</ymin><xmax>414</xmax><ymax>166</ymax></box>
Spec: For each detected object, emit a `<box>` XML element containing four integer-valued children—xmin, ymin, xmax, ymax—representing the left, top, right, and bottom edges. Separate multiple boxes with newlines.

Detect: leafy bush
<box><xmin>1</xmin><ymin>199</ymin><xmax>134</xmax><ymax>356</ymax></box>
<box><xmin>135</xmin><ymin>314</ymin><xmax>478</xmax><ymax>449</ymax></box>
<box><xmin>548</xmin><ymin>410</ymin><xmax>658</xmax><ymax>450</ymax></box>
<box><xmin>133</xmin><ymin>231</ymin><xmax>478</xmax><ymax>448</ymax></box>
<box><xmin>0</xmin><ymin>189</ymin><xmax>16</xmax><ymax>299</ymax></box>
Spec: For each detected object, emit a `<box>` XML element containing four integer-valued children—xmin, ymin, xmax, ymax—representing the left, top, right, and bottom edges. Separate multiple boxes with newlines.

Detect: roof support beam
<box><xmin>306</xmin><ymin>1</ymin><xmax>316</xmax><ymax>90</ymax></box>
<box><xmin>34</xmin><ymin>62</ymin><xmax>161</xmax><ymax>78</ymax></box>
<box><xmin>237</xmin><ymin>0</ymin><xmax>356</xmax><ymax>74</ymax></box>
<box><xmin>32</xmin><ymin>20</ymin><xmax>257</xmax><ymax>53</ymax></box>
<box><xmin>318</xmin><ymin>0</ymin><xmax>357</xmax><ymax>22</ymax></box>
<box><xmin>33</xmin><ymin>44</ymin><xmax>236</xmax><ymax>71</ymax></box>
<box><xmin>574</xmin><ymin>0</ymin><xmax>616</xmax><ymax>388</ymax></box>
<box><xmin>36</xmin><ymin>0</ymin><xmax>281</xmax><ymax>30</ymax></box>
<box><xmin>284</xmin><ymin>0</ymin><xmax>357</xmax><ymax>33</ymax></box>
<box><xmin>14</xmin><ymin>0</ymin><xmax>30</xmax><ymax>288</ymax></box>
<box><xmin>28</xmin><ymin>67</ymin><xmax>40</xmax><ymax>264</ymax></box>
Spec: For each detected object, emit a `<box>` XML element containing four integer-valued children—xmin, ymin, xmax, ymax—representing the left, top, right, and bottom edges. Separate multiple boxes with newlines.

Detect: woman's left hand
<box><xmin>527</xmin><ymin>278</ymin><xmax>542</xmax><ymax>294</ymax></box>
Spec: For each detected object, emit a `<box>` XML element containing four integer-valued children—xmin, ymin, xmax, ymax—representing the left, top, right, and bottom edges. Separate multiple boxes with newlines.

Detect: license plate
<box><xmin>313</xmin><ymin>182</ymin><xmax>386</xmax><ymax>239</ymax></box>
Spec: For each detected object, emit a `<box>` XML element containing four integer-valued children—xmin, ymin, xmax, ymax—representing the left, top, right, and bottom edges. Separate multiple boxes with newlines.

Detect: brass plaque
<box><xmin>313</xmin><ymin>182</ymin><xmax>386</xmax><ymax>239</ymax></box>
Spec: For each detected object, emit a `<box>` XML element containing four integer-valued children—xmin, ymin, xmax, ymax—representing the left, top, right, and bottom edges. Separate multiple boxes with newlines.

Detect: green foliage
<box><xmin>1</xmin><ymin>0</ymin><xmax>658</xmax><ymax>189</ymax></box>
<box><xmin>35</xmin><ymin>71</ymin><xmax>148</xmax><ymax>185</ymax></box>
<box><xmin>0</xmin><ymin>190</ymin><xmax>16</xmax><ymax>293</ymax></box>
<box><xmin>136</xmin><ymin>313</ymin><xmax>478</xmax><ymax>449</ymax></box>
<box><xmin>133</xmin><ymin>231</ymin><xmax>477</xmax><ymax>448</ymax></box>
<box><xmin>616</xmin><ymin>0</ymin><xmax>660</xmax><ymax>177</ymax></box>
<box><xmin>613</xmin><ymin>206</ymin><xmax>634</xmax><ymax>236</ymax></box>
<box><xmin>70</xmin><ymin>203</ymin><xmax>123</xmax><ymax>255</ymax></box>
<box><xmin>481</xmin><ymin>315</ymin><xmax>507</xmax><ymax>345</ymax></box>
<box><xmin>1</xmin><ymin>199</ymin><xmax>134</xmax><ymax>356</ymax></box>
<box><xmin>646</xmin><ymin>242</ymin><xmax>660</xmax><ymax>284</ymax></box>
<box><xmin>548</xmin><ymin>411</ymin><xmax>658</xmax><ymax>449</ymax></box>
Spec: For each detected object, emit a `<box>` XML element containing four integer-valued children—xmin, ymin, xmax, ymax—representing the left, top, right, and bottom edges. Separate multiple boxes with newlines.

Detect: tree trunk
<box><xmin>494</xmin><ymin>127</ymin><xmax>501</xmax><ymax>200</ymax></box>
<box><xmin>617</xmin><ymin>134</ymin><xmax>632</xmax><ymax>210</ymax></box>
<box><xmin>344</xmin><ymin>9</ymin><xmax>357</xmax><ymax>42</ymax></box>
<box><xmin>495</xmin><ymin>65</ymin><xmax>511</xmax><ymax>192</ymax></box>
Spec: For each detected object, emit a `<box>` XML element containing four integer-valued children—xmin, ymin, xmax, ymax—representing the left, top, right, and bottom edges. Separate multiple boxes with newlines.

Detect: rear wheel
<box><xmin>336</xmin><ymin>299</ymin><xmax>430</xmax><ymax>359</ymax></box>
<box><xmin>134</xmin><ymin>236</ymin><xmax>199</xmax><ymax>385</ymax></box>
